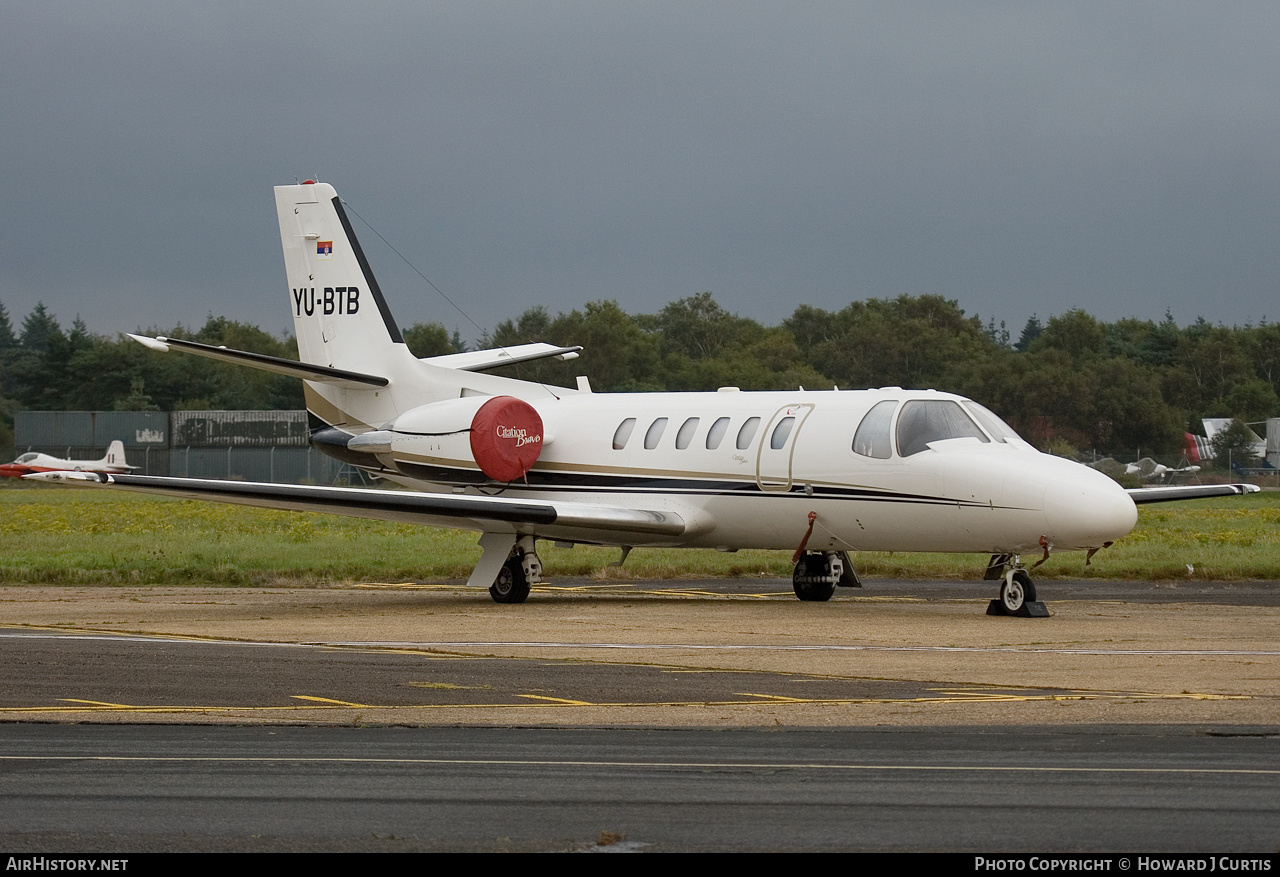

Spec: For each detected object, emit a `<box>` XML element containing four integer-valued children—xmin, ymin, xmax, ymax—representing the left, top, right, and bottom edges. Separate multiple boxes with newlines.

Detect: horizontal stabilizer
<box><xmin>1127</xmin><ymin>483</ymin><xmax>1260</xmax><ymax>504</ymax></box>
<box><xmin>424</xmin><ymin>343</ymin><xmax>582</xmax><ymax>373</ymax></box>
<box><xmin>127</xmin><ymin>335</ymin><xmax>388</xmax><ymax>388</ymax></box>
<box><xmin>24</xmin><ymin>472</ymin><xmax>692</xmax><ymax>542</ymax></box>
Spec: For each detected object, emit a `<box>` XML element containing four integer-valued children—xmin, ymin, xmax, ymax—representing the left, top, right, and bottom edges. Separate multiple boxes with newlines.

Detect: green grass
<box><xmin>1</xmin><ymin>483</ymin><xmax>1278</xmax><ymax>585</ymax></box>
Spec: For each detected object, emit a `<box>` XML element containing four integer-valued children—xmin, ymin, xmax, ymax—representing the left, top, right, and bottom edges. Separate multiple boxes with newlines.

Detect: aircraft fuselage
<box><xmin>337</xmin><ymin>386</ymin><xmax>1139</xmax><ymax>556</ymax></box>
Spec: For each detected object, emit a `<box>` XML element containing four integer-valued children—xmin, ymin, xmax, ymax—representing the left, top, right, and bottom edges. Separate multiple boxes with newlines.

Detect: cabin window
<box><xmin>644</xmin><ymin>417</ymin><xmax>669</xmax><ymax>449</ymax></box>
<box><xmin>16</xmin><ymin>453</ymin><xmax>37</xmax><ymax>463</ymax></box>
<box><xmin>675</xmin><ymin>417</ymin><xmax>699</xmax><ymax>449</ymax></box>
<box><xmin>896</xmin><ymin>400</ymin><xmax>989</xmax><ymax>457</ymax></box>
<box><xmin>706</xmin><ymin>417</ymin><xmax>730</xmax><ymax>450</ymax></box>
<box><xmin>852</xmin><ymin>400</ymin><xmax>897</xmax><ymax>458</ymax></box>
<box><xmin>770</xmin><ymin>417</ymin><xmax>796</xmax><ymax>450</ymax></box>
<box><xmin>736</xmin><ymin>417</ymin><xmax>761</xmax><ymax>449</ymax></box>
<box><xmin>963</xmin><ymin>401</ymin><xmax>1022</xmax><ymax>443</ymax></box>
<box><xmin>612</xmin><ymin>418</ymin><xmax>636</xmax><ymax>450</ymax></box>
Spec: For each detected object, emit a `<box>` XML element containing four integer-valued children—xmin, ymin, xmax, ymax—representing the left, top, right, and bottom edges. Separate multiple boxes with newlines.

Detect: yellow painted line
<box><xmin>536</xmin><ymin>584</ymin><xmax>636</xmax><ymax>592</ymax></box>
<box><xmin>3</xmin><ymin>689</ymin><xmax>1250</xmax><ymax>715</ymax></box>
<box><xmin>516</xmin><ymin>694</ymin><xmax>595</xmax><ymax>705</ymax></box>
<box><xmin>737</xmin><ymin>693</ymin><xmax>809</xmax><ymax>703</ymax></box>
<box><xmin>352</xmin><ymin>583</ymin><xmax>460</xmax><ymax>590</ymax></box>
<box><xmin>290</xmin><ymin>695</ymin><xmax>368</xmax><ymax>706</ymax></box>
<box><xmin>349</xmin><ymin>582</ymin><xmax>792</xmax><ymax>599</ymax></box>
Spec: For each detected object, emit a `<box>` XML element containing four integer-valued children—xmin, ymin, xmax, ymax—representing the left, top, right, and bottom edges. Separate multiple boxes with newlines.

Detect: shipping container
<box><xmin>170</xmin><ymin>410</ymin><xmax>310</xmax><ymax>448</ymax></box>
<box><xmin>14</xmin><ymin>412</ymin><xmax>95</xmax><ymax>448</ymax></box>
<box><xmin>92</xmin><ymin>411</ymin><xmax>169</xmax><ymax>448</ymax></box>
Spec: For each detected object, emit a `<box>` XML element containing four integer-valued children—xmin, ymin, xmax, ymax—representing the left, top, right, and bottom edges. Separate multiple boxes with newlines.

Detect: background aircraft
<box><xmin>2</xmin><ymin>440</ymin><xmax>134</xmax><ymax>479</ymax></box>
<box><xmin>1187</xmin><ymin>418</ymin><xmax>1270</xmax><ymax>464</ymax></box>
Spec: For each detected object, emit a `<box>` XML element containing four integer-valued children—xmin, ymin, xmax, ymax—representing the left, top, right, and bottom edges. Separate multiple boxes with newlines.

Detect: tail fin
<box><xmin>103</xmin><ymin>440</ymin><xmax>129</xmax><ymax>469</ymax></box>
<box><xmin>275</xmin><ymin>182</ymin><xmax>411</xmax><ymax>371</ymax></box>
<box><xmin>127</xmin><ymin>183</ymin><xmax>554</xmax><ymax>438</ymax></box>
<box><xmin>275</xmin><ymin>182</ymin><xmax>426</xmax><ymax>429</ymax></box>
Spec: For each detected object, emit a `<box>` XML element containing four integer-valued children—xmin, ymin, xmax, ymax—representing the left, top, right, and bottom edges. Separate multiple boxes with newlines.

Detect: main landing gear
<box><xmin>984</xmin><ymin>554</ymin><xmax>1050</xmax><ymax>617</ymax></box>
<box><xmin>471</xmin><ymin>533</ymin><xmax>544</xmax><ymax>604</ymax></box>
<box><xmin>489</xmin><ymin>554</ymin><xmax>536</xmax><ymax>603</ymax></box>
<box><xmin>789</xmin><ymin>512</ymin><xmax>861</xmax><ymax>602</ymax></box>
<box><xmin>490</xmin><ymin>545</ymin><xmax>543</xmax><ymax>604</ymax></box>
<box><xmin>792</xmin><ymin>550</ymin><xmax>861</xmax><ymax>601</ymax></box>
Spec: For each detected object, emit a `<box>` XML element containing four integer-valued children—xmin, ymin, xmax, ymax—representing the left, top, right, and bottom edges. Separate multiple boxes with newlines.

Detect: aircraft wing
<box><xmin>24</xmin><ymin>472</ymin><xmax>693</xmax><ymax>544</ymax></box>
<box><xmin>423</xmin><ymin>343</ymin><xmax>583</xmax><ymax>372</ymax></box>
<box><xmin>1126</xmin><ymin>483</ymin><xmax>1261</xmax><ymax>504</ymax></box>
<box><xmin>128</xmin><ymin>334</ymin><xmax>388</xmax><ymax>388</ymax></box>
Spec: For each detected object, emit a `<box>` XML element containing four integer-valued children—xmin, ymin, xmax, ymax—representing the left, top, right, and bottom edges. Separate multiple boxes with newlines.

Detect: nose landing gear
<box><xmin>984</xmin><ymin>555</ymin><xmax>1050</xmax><ymax>617</ymax></box>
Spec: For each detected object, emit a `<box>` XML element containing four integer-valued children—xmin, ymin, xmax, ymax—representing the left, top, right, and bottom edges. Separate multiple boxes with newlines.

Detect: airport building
<box><xmin>13</xmin><ymin>411</ymin><xmax>356</xmax><ymax>484</ymax></box>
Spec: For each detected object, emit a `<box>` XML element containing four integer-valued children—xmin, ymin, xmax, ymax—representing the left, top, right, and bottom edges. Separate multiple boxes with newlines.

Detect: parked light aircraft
<box><xmin>2</xmin><ymin>440</ymin><xmax>134</xmax><ymax>479</ymax></box>
<box><xmin>27</xmin><ymin>182</ymin><xmax>1260</xmax><ymax>615</ymax></box>
<box><xmin>1186</xmin><ymin>419</ymin><xmax>1271</xmax><ymax>467</ymax></box>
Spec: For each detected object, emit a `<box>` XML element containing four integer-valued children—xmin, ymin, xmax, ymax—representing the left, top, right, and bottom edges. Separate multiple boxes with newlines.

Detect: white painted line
<box><xmin>320</xmin><ymin>641</ymin><xmax>1280</xmax><ymax>657</ymax></box>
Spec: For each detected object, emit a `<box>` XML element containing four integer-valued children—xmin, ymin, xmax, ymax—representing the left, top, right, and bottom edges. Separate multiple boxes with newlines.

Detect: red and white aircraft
<box><xmin>29</xmin><ymin>182</ymin><xmax>1259</xmax><ymax>614</ymax></box>
<box><xmin>3</xmin><ymin>440</ymin><xmax>134</xmax><ymax>479</ymax></box>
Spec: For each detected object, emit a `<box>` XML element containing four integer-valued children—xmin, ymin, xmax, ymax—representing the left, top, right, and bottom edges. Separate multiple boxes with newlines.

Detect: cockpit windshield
<box><xmin>15</xmin><ymin>453</ymin><xmax>37</xmax><ymax>464</ymax></box>
<box><xmin>962</xmin><ymin>401</ymin><xmax>1024</xmax><ymax>444</ymax></box>
<box><xmin>896</xmin><ymin>400</ymin><xmax>989</xmax><ymax>457</ymax></box>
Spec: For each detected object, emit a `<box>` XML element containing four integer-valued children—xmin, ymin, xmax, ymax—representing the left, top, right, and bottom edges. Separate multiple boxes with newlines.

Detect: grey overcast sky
<box><xmin>2</xmin><ymin>2</ymin><xmax>1277</xmax><ymax>344</ymax></box>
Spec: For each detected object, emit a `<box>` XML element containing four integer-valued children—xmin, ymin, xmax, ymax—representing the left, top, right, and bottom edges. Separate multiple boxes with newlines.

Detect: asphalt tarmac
<box><xmin>0</xmin><ymin>577</ymin><xmax>1277</xmax><ymax>851</ymax></box>
<box><xmin>1</xmin><ymin>577</ymin><xmax>1277</xmax><ymax>726</ymax></box>
<box><xmin>1</xmin><ymin>723</ymin><xmax>1277</xmax><ymax>853</ymax></box>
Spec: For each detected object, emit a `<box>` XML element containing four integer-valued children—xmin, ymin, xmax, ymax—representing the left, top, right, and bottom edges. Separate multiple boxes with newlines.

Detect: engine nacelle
<box><xmin>468</xmin><ymin>395</ymin><xmax>544</xmax><ymax>482</ymax></box>
<box><xmin>372</xmin><ymin>395</ymin><xmax>545</xmax><ymax>482</ymax></box>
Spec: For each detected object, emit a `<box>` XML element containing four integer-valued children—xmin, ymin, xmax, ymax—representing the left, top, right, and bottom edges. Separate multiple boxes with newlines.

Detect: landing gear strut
<box><xmin>985</xmin><ymin>556</ymin><xmax>1050</xmax><ymax>617</ymax></box>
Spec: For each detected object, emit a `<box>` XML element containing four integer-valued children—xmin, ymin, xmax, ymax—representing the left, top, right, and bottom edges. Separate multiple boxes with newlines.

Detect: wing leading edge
<box><xmin>127</xmin><ymin>335</ymin><xmax>389</xmax><ymax>387</ymax></box>
<box><xmin>23</xmin><ymin>471</ymin><xmax>693</xmax><ymax>544</ymax></box>
<box><xmin>1127</xmin><ymin>483</ymin><xmax>1261</xmax><ymax>504</ymax></box>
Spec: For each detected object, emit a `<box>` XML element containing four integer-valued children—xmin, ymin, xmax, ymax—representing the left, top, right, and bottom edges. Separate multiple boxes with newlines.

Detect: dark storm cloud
<box><xmin>1</xmin><ymin>2</ymin><xmax>1277</xmax><ymax>343</ymax></box>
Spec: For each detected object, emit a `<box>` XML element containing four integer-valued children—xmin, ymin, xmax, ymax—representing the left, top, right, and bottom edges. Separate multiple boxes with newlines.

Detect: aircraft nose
<box><xmin>1043</xmin><ymin>470</ymin><xmax>1138</xmax><ymax>549</ymax></box>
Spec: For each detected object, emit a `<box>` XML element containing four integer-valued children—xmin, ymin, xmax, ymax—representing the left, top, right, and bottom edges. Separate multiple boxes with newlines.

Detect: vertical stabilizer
<box><xmin>275</xmin><ymin>183</ymin><xmax>408</xmax><ymax>367</ymax></box>
<box><xmin>274</xmin><ymin>182</ymin><xmax>556</xmax><ymax>432</ymax></box>
<box><xmin>275</xmin><ymin>182</ymin><xmax>423</xmax><ymax>428</ymax></box>
<box><xmin>104</xmin><ymin>440</ymin><xmax>128</xmax><ymax>468</ymax></box>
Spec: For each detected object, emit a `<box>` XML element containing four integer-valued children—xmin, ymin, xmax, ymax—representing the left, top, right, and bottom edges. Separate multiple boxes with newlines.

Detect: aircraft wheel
<box><xmin>489</xmin><ymin>557</ymin><xmax>531</xmax><ymax>604</ymax></box>
<box><xmin>1000</xmin><ymin>570</ymin><xmax>1036</xmax><ymax>614</ymax></box>
<box><xmin>793</xmin><ymin>557</ymin><xmax>835</xmax><ymax>602</ymax></box>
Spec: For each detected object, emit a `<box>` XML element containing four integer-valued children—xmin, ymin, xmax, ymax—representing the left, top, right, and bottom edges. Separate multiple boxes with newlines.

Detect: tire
<box><xmin>489</xmin><ymin>557</ymin><xmax>532</xmax><ymax>604</ymax></box>
<box><xmin>793</xmin><ymin>556</ymin><xmax>835</xmax><ymax>602</ymax></box>
<box><xmin>1000</xmin><ymin>570</ymin><xmax>1036</xmax><ymax>613</ymax></box>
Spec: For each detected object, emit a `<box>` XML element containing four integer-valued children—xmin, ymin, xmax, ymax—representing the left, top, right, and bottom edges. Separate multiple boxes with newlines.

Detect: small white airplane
<box><xmin>2</xmin><ymin>440</ymin><xmax>134</xmax><ymax>479</ymax></box>
<box><xmin>28</xmin><ymin>182</ymin><xmax>1260</xmax><ymax>616</ymax></box>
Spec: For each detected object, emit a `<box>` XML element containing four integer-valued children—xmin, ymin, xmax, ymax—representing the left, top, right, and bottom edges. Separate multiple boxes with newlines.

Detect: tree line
<box><xmin>2</xmin><ymin>293</ymin><xmax>1277</xmax><ymax>460</ymax></box>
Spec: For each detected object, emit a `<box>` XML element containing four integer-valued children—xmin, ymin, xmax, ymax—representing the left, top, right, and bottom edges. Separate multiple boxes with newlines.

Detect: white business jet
<box><xmin>29</xmin><ymin>182</ymin><xmax>1259</xmax><ymax>615</ymax></box>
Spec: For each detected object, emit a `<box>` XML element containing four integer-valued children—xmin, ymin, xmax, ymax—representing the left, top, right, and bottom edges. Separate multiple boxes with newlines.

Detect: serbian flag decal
<box><xmin>316</xmin><ymin>241</ymin><xmax>333</xmax><ymax>260</ymax></box>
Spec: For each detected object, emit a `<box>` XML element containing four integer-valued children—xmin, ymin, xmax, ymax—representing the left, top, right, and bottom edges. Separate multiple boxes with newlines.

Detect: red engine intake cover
<box><xmin>469</xmin><ymin>396</ymin><xmax>544</xmax><ymax>482</ymax></box>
